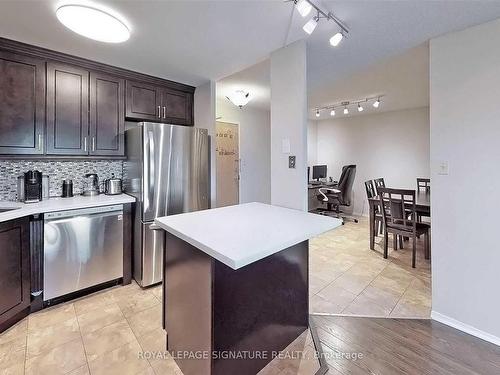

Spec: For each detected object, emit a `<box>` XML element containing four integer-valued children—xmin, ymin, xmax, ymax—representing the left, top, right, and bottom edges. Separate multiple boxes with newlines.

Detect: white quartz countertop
<box><xmin>0</xmin><ymin>194</ymin><xmax>135</xmax><ymax>223</ymax></box>
<box><xmin>155</xmin><ymin>202</ymin><xmax>342</xmax><ymax>270</ymax></box>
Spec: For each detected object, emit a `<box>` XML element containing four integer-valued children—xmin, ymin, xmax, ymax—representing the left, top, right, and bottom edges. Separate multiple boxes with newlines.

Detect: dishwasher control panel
<box><xmin>45</xmin><ymin>204</ymin><xmax>123</xmax><ymax>219</ymax></box>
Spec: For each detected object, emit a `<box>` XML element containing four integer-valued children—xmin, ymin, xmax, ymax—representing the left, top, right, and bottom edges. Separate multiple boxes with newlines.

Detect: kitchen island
<box><xmin>154</xmin><ymin>202</ymin><xmax>341</xmax><ymax>375</ymax></box>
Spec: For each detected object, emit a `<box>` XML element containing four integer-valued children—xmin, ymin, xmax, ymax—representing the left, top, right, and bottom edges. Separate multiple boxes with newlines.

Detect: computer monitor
<box><xmin>312</xmin><ymin>165</ymin><xmax>327</xmax><ymax>181</ymax></box>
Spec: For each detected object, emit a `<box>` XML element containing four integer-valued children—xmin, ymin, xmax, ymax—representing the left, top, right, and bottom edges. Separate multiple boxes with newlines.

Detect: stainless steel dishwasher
<box><xmin>43</xmin><ymin>205</ymin><xmax>124</xmax><ymax>301</ymax></box>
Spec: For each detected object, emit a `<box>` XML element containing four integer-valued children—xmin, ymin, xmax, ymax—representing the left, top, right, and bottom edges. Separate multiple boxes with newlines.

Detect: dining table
<box><xmin>368</xmin><ymin>190</ymin><xmax>430</xmax><ymax>250</ymax></box>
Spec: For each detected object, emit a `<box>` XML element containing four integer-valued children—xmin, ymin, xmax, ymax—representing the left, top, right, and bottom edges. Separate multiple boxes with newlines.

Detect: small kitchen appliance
<box><xmin>82</xmin><ymin>173</ymin><xmax>99</xmax><ymax>196</ymax></box>
<box><xmin>104</xmin><ymin>174</ymin><xmax>122</xmax><ymax>195</ymax></box>
<box><xmin>24</xmin><ymin>170</ymin><xmax>42</xmax><ymax>203</ymax></box>
<box><xmin>62</xmin><ymin>180</ymin><xmax>74</xmax><ymax>198</ymax></box>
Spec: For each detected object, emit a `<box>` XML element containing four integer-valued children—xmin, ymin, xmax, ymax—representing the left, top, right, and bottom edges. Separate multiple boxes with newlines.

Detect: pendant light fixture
<box><xmin>226</xmin><ymin>90</ymin><xmax>251</xmax><ymax>108</ymax></box>
<box><xmin>295</xmin><ymin>0</ymin><xmax>312</xmax><ymax>17</ymax></box>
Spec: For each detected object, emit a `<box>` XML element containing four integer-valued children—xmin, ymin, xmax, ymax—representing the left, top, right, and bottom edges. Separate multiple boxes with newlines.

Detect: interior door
<box><xmin>216</xmin><ymin>122</ymin><xmax>240</xmax><ymax>207</ymax></box>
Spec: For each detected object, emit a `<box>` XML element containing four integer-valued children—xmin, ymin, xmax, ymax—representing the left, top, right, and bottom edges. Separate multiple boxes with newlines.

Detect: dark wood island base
<box><xmin>164</xmin><ymin>233</ymin><xmax>309</xmax><ymax>375</ymax></box>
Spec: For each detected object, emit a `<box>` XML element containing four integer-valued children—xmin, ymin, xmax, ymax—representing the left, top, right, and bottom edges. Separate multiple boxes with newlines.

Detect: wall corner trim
<box><xmin>431</xmin><ymin>311</ymin><xmax>500</xmax><ymax>347</ymax></box>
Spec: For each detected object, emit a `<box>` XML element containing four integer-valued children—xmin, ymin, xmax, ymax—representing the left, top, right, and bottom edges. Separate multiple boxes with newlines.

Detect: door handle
<box><xmin>162</xmin><ymin>106</ymin><xmax>166</xmax><ymax>119</ymax></box>
<box><xmin>157</xmin><ymin>106</ymin><xmax>161</xmax><ymax>118</ymax></box>
<box><xmin>92</xmin><ymin>137</ymin><xmax>96</xmax><ymax>152</ymax></box>
<box><xmin>84</xmin><ymin>137</ymin><xmax>88</xmax><ymax>152</ymax></box>
<box><xmin>38</xmin><ymin>134</ymin><xmax>43</xmax><ymax>151</ymax></box>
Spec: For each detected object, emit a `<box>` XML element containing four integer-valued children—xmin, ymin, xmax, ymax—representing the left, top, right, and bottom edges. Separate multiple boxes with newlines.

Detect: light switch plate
<box><xmin>289</xmin><ymin>155</ymin><xmax>296</xmax><ymax>169</ymax></box>
<box><xmin>438</xmin><ymin>161</ymin><xmax>449</xmax><ymax>175</ymax></box>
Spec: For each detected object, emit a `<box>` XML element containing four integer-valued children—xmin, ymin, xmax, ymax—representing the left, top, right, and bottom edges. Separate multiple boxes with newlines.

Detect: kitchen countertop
<box><xmin>0</xmin><ymin>194</ymin><xmax>135</xmax><ymax>223</ymax></box>
<box><xmin>154</xmin><ymin>202</ymin><xmax>342</xmax><ymax>270</ymax></box>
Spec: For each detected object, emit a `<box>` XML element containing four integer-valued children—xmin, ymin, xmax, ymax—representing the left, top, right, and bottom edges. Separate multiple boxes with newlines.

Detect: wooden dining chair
<box><xmin>417</xmin><ymin>178</ymin><xmax>430</xmax><ymax>192</ymax></box>
<box><xmin>374</xmin><ymin>178</ymin><xmax>385</xmax><ymax>195</ymax></box>
<box><xmin>378</xmin><ymin>187</ymin><xmax>430</xmax><ymax>268</ymax></box>
<box><xmin>365</xmin><ymin>180</ymin><xmax>383</xmax><ymax>237</ymax></box>
<box><xmin>416</xmin><ymin>178</ymin><xmax>431</xmax><ymax>221</ymax></box>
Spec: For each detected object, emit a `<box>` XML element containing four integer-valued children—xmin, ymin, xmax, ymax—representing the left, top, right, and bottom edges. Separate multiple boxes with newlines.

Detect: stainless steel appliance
<box><xmin>43</xmin><ymin>205</ymin><xmax>124</xmax><ymax>301</ymax></box>
<box><xmin>124</xmin><ymin>123</ymin><xmax>209</xmax><ymax>287</ymax></box>
<box><xmin>17</xmin><ymin>176</ymin><xmax>25</xmax><ymax>202</ymax></box>
<box><xmin>42</xmin><ymin>175</ymin><xmax>50</xmax><ymax>199</ymax></box>
<box><xmin>83</xmin><ymin>173</ymin><xmax>99</xmax><ymax>196</ymax></box>
<box><xmin>104</xmin><ymin>174</ymin><xmax>122</xmax><ymax>195</ymax></box>
<box><xmin>24</xmin><ymin>170</ymin><xmax>42</xmax><ymax>203</ymax></box>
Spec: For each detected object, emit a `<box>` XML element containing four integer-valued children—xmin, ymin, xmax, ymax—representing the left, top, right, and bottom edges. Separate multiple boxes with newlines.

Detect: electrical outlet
<box><xmin>289</xmin><ymin>155</ymin><xmax>296</xmax><ymax>169</ymax></box>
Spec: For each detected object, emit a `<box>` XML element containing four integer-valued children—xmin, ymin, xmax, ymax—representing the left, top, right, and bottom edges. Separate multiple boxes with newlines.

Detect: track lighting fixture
<box><xmin>293</xmin><ymin>0</ymin><xmax>349</xmax><ymax>47</ymax></box>
<box><xmin>314</xmin><ymin>96</ymin><xmax>385</xmax><ymax>118</ymax></box>
<box><xmin>295</xmin><ymin>0</ymin><xmax>312</xmax><ymax>17</ymax></box>
<box><xmin>303</xmin><ymin>15</ymin><xmax>318</xmax><ymax>35</ymax></box>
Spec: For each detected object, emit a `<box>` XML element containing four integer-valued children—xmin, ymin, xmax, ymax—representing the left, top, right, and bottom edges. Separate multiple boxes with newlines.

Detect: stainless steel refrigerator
<box><xmin>124</xmin><ymin>123</ymin><xmax>210</xmax><ymax>287</ymax></box>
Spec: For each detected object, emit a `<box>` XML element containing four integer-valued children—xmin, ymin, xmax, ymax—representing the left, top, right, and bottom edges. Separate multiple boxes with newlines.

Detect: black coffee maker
<box><xmin>24</xmin><ymin>170</ymin><xmax>42</xmax><ymax>203</ymax></box>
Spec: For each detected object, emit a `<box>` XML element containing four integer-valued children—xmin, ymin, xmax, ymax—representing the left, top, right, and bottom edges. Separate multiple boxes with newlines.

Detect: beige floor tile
<box><xmin>328</xmin><ymin>273</ymin><xmax>374</xmax><ymax>295</ymax></box>
<box><xmin>82</xmin><ymin>319</ymin><xmax>136</xmax><ymax>361</ymax></box>
<box><xmin>127</xmin><ymin>304</ymin><xmax>163</xmax><ymax>338</ymax></box>
<box><xmin>343</xmin><ymin>294</ymin><xmax>393</xmax><ymax>316</ymax></box>
<box><xmin>147</xmin><ymin>285</ymin><xmax>163</xmax><ymax>302</ymax></box>
<box><xmin>116</xmin><ymin>291</ymin><xmax>160</xmax><ymax>318</ymax></box>
<box><xmin>135</xmin><ymin>366</ymin><xmax>156</xmax><ymax>375</ymax></box>
<box><xmin>135</xmin><ymin>328</ymin><xmax>184</xmax><ymax>375</ymax></box>
<box><xmin>68</xmin><ymin>365</ymin><xmax>90</xmax><ymax>375</ymax></box>
<box><xmin>310</xmin><ymin>295</ymin><xmax>344</xmax><ymax>314</ymax></box>
<box><xmin>0</xmin><ymin>336</ymin><xmax>25</xmax><ymax>371</ymax></box>
<box><xmin>77</xmin><ymin>303</ymin><xmax>124</xmax><ymax>335</ymax></box>
<box><xmin>73</xmin><ymin>292</ymin><xmax>115</xmax><ymax>316</ymax></box>
<box><xmin>358</xmin><ymin>285</ymin><xmax>402</xmax><ymax>310</ymax></box>
<box><xmin>390</xmin><ymin>300</ymin><xmax>431</xmax><ymax>318</ymax></box>
<box><xmin>0</xmin><ymin>362</ymin><xmax>25</xmax><ymax>375</ymax></box>
<box><xmin>0</xmin><ymin>319</ymin><xmax>27</xmax><ymax>346</ymax></box>
<box><xmin>27</xmin><ymin>317</ymin><xmax>80</xmax><ymax>358</ymax></box>
<box><xmin>87</xmin><ymin>340</ymin><xmax>150</xmax><ymax>375</ymax></box>
<box><xmin>369</xmin><ymin>274</ymin><xmax>411</xmax><ymax>295</ymax></box>
<box><xmin>25</xmin><ymin>338</ymin><xmax>86</xmax><ymax>375</ymax></box>
<box><xmin>316</xmin><ymin>284</ymin><xmax>357</xmax><ymax>309</ymax></box>
<box><xmin>28</xmin><ymin>303</ymin><xmax>75</xmax><ymax>331</ymax></box>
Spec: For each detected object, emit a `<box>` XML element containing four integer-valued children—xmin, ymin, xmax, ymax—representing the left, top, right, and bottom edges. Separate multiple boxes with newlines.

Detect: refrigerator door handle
<box><xmin>145</xmin><ymin>130</ymin><xmax>156</xmax><ymax>215</ymax></box>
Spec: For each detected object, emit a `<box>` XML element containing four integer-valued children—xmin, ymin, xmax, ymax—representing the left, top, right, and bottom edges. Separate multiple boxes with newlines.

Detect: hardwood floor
<box><xmin>311</xmin><ymin>315</ymin><xmax>500</xmax><ymax>375</ymax></box>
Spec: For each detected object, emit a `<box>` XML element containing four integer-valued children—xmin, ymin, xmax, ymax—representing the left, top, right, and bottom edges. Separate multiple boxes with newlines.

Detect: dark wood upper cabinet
<box><xmin>90</xmin><ymin>72</ymin><xmax>125</xmax><ymax>156</ymax></box>
<box><xmin>162</xmin><ymin>88</ymin><xmax>193</xmax><ymax>125</ymax></box>
<box><xmin>0</xmin><ymin>51</ymin><xmax>45</xmax><ymax>155</ymax></box>
<box><xmin>0</xmin><ymin>217</ymin><xmax>30</xmax><ymax>333</ymax></box>
<box><xmin>46</xmin><ymin>62</ymin><xmax>89</xmax><ymax>155</ymax></box>
<box><xmin>125</xmin><ymin>80</ymin><xmax>162</xmax><ymax>121</ymax></box>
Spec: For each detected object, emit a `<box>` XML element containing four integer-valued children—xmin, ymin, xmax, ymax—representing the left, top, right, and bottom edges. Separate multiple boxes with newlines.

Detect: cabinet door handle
<box><xmin>92</xmin><ymin>137</ymin><xmax>96</xmax><ymax>152</ymax></box>
<box><xmin>163</xmin><ymin>106</ymin><xmax>166</xmax><ymax>119</ymax></box>
<box><xmin>38</xmin><ymin>134</ymin><xmax>43</xmax><ymax>151</ymax></box>
<box><xmin>84</xmin><ymin>137</ymin><xmax>88</xmax><ymax>152</ymax></box>
<box><xmin>157</xmin><ymin>106</ymin><xmax>161</xmax><ymax>118</ymax></box>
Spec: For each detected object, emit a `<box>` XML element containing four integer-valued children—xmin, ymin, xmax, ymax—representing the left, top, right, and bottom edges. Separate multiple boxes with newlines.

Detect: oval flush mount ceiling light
<box><xmin>56</xmin><ymin>4</ymin><xmax>130</xmax><ymax>43</ymax></box>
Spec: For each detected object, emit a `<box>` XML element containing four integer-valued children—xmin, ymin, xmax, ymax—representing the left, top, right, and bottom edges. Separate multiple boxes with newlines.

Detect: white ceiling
<box><xmin>1</xmin><ymin>0</ymin><xmax>500</xmax><ymax>107</ymax></box>
<box><xmin>312</xmin><ymin>42</ymin><xmax>429</xmax><ymax>120</ymax></box>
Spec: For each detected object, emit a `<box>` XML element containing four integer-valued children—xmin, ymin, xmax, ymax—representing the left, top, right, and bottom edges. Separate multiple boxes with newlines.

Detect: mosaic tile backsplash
<box><xmin>0</xmin><ymin>160</ymin><xmax>123</xmax><ymax>201</ymax></box>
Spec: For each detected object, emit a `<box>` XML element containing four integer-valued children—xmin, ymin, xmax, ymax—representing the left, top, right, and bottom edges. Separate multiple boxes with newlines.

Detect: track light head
<box><xmin>296</xmin><ymin>0</ymin><xmax>312</xmax><ymax>17</ymax></box>
<box><xmin>357</xmin><ymin>103</ymin><xmax>363</xmax><ymax>112</ymax></box>
<box><xmin>330</xmin><ymin>109</ymin><xmax>335</xmax><ymax>116</ymax></box>
<box><xmin>330</xmin><ymin>32</ymin><xmax>344</xmax><ymax>47</ymax></box>
<box><xmin>315</xmin><ymin>109</ymin><xmax>320</xmax><ymax>117</ymax></box>
<box><xmin>373</xmin><ymin>98</ymin><xmax>380</xmax><ymax>108</ymax></box>
<box><xmin>303</xmin><ymin>16</ymin><xmax>318</xmax><ymax>35</ymax></box>
<box><xmin>343</xmin><ymin>106</ymin><xmax>349</xmax><ymax>115</ymax></box>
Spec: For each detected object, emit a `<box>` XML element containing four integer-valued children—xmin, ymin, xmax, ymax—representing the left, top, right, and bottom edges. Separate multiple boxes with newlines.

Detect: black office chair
<box><xmin>315</xmin><ymin>165</ymin><xmax>358</xmax><ymax>224</ymax></box>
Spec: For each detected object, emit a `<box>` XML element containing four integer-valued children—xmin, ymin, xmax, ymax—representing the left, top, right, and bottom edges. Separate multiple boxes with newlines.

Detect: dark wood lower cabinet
<box><xmin>0</xmin><ymin>217</ymin><xmax>30</xmax><ymax>333</ymax></box>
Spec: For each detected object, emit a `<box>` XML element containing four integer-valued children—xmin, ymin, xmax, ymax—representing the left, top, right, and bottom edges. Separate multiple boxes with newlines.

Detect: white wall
<box><xmin>307</xmin><ymin>120</ymin><xmax>318</xmax><ymax>166</ymax></box>
<box><xmin>216</xmin><ymin>99</ymin><xmax>271</xmax><ymax>204</ymax></box>
<box><xmin>194</xmin><ymin>80</ymin><xmax>217</xmax><ymax>207</ymax></box>
<box><xmin>270</xmin><ymin>41</ymin><xmax>308</xmax><ymax>210</ymax></box>
<box><xmin>430</xmin><ymin>19</ymin><xmax>500</xmax><ymax>344</ymax></box>
<box><xmin>314</xmin><ymin>107</ymin><xmax>430</xmax><ymax>216</ymax></box>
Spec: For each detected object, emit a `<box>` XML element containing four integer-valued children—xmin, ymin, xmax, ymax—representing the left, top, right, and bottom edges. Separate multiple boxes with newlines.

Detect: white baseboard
<box><xmin>431</xmin><ymin>311</ymin><xmax>500</xmax><ymax>347</ymax></box>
